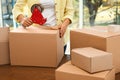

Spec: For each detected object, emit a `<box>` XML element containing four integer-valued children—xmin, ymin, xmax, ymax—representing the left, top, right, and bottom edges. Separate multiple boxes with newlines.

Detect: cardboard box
<box><xmin>70</xmin><ymin>26</ymin><xmax>120</xmax><ymax>73</ymax></box>
<box><xmin>71</xmin><ymin>47</ymin><xmax>113</xmax><ymax>73</ymax></box>
<box><xmin>107</xmin><ymin>24</ymin><xmax>120</xmax><ymax>32</ymax></box>
<box><xmin>0</xmin><ymin>42</ymin><xmax>10</xmax><ymax>64</ymax></box>
<box><xmin>0</xmin><ymin>27</ymin><xmax>10</xmax><ymax>64</ymax></box>
<box><xmin>9</xmin><ymin>26</ymin><xmax>64</xmax><ymax>67</ymax></box>
<box><xmin>56</xmin><ymin>61</ymin><xmax>115</xmax><ymax>80</ymax></box>
<box><xmin>0</xmin><ymin>27</ymin><xmax>9</xmax><ymax>42</ymax></box>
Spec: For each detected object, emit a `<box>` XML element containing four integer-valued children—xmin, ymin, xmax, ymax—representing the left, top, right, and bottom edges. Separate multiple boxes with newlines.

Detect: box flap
<box><xmin>73</xmin><ymin>26</ymin><xmax>120</xmax><ymax>38</ymax></box>
<box><xmin>10</xmin><ymin>26</ymin><xmax>58</xmax><ymax>34</ymax></box>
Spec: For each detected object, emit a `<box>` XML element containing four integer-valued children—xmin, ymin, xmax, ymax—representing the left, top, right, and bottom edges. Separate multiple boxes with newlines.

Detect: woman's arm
<box><xmin>60</xmin><ymin>0</ymin><xmax>74</xmax><ymax>37</ymax></box>
<box><xmin>62</xmin><ymin>0</ymin><xmax>74</xmax><ymax>24</ymax></box>
<box><xmin>12</xmin><ymin>0</ymin><xmax>27</xmax><ymax>22</ymax></box>
<box><xmin>12</xmin><ymin>0</ymin><xmax>33</xmax><ymax>27</ymax></box>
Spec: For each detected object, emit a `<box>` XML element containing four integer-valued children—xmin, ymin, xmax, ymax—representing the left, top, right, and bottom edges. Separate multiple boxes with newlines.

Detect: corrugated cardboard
<box><xmin>9</xmin><ymin>26</ymin><xmax>64</xmax><ymax>67</ymax></box>
<box><xmin>71</xmin><ymin>47</ymin><xmax>113</xmax><ymax>73</ymax></box>
<box><xmin>0</xmin><ymin>42</ymin><xmax>10</xmax><ymax>64</ymax></box>
<box><xmin>70</xmin><ymin>26</ymin><xmax>120</xmax><ymax>73</ymax></box>
<box><xmin>56</xmin><ymin>61</ymin><xmax>115</xmax><ymax>80</ymax></box>
<box><xmin>107</xmin><ymin>25</ymin><xmax>120</xmax><ymax>32</ymax></box>
<box><xmin>0</xmin><ymin>27</ymin><xmax>10</xmax><ymax>64</ymax></box>
<box><xmin>0</xmin><ymin>27</ymin><xmax>9</xmax><ymax>42</ymax></box>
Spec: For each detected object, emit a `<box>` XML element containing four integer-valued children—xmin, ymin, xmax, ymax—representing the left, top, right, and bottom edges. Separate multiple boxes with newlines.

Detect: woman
<box><xmin>12</xmin><ymin>0</ymin><xmax>74</xmax><ymax>52</ymax></box>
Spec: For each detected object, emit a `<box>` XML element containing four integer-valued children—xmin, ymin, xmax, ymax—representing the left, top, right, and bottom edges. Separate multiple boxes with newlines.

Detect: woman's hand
<box><xmin>21</xmin><ymin>17</ymin><xmax>33</xmax><ymax>28</ymax></box>
<box><xmin>50</xmin><ymin>24</ymin><xmax>66</xmax><ymax>38</ymax></box>
<box><xmin>59</xmin><ymin>18</ymin><xmax>71</xmax><ymax>38</ymax></box>
<box><xmin>50</xmin><ymin>18</ymin><xmax>71</xmax><ymax>38</ymax></box>
<box><xmin>17</xmin><ymin>14</ymin><xmax>33</xmax><ymax>28</ymax></box>
<box><xmin>59</xmin><ymin>24</ymin><xmax>67</xmax><ymax>38</ymax></box>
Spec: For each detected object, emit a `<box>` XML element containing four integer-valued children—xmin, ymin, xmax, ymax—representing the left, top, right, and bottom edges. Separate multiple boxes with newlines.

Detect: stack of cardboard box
<box><xmin>0</xmin><ymin>27</ymin><xmax>10</xmax><ymax>64</ymax></box>
<box><xmin>56</xmin><ymin>61</ymin><xmax>115</xmax><ymax>80</ymax></box>
<box><xmin>56</xmin><ymin>26</ymin><xmax>116</xmax><ymax>80</ymax></box>
<box><xmin>9</xmin><ymin>26</ymin><xmax>64</xmax><ymax>67</ymax></box>
<box><xmin>56</xmin><ymin>47</ymin><xmax>115</xmax><ymax>80</ymax></box>
<box><xmin>70</xmin><ymin>26</ymin><xmax>120</xmax><ymax>73</ymax></box>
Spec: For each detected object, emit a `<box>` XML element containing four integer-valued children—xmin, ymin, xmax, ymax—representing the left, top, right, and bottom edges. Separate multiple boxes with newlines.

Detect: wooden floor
<box><xmin>0</xmin><ymin>55</ymin><xmax>119</xmax><ymax>80</ymax></box>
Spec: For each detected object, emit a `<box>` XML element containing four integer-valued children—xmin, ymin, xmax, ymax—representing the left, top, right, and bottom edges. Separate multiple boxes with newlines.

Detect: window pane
<box><xmin>72</xmin><ymin>0</ymin><xmax>79</xmax><ymax>28</ymax></box>
<box><xmin>83</xmin><ymin>0</ymin><xmax>120</xmax><ymax>27</ymax></box>
<box><xmin>1</xmin><ymin>0</ymin><xmax>16</xmax><ymax>28</ymax></box>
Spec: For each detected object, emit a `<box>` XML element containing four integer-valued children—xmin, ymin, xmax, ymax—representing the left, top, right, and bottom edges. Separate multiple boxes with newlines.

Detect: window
<box><xmin>0</xmin><ymin>0</ymin><xmax>16</xmax><ymax>28</ymax></box>
<box><xmin>83</xmin><ymin>0</ymin><xmax>120</xmax><ymax>27</ymax></box>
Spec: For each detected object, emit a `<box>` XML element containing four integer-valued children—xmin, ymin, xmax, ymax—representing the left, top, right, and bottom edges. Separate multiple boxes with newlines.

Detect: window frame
<box><xmin>79</xmin><ymin>0</ymin><xmax>83</xmax><ymax>28</ymax></box>
<box><xmin>0</xmin><ymin>0</ymin><xmax>3</xmax><ymax>27</ymax></box>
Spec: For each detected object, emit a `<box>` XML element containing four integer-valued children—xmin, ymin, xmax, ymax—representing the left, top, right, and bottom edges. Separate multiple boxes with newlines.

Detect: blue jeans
<box><xmin>64</xmin><ymin>45</ymin><xmax>67</xmax><ymax>53</ymax></box>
